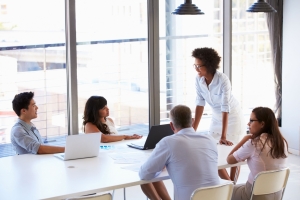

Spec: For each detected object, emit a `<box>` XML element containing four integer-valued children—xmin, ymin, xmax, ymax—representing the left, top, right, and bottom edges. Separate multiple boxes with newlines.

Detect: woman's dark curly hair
<box><xmin>82</xmin><ymin>96</ymin><xmax>110</xmax><ymax>134</ymax></box>
<box><xmin>192</xmin><ymin>47</ymin><xmax>221</xmax><ymax>75</ymax></box>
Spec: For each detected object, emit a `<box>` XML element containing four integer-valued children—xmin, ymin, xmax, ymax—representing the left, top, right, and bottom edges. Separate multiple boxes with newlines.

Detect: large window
<box><xmin>231</xmin><ymin>0</ymin><xmax>275</xmax><ymax>117</ymax></box>
<box><xmin>159</xmin><ymin>0</ymin><xmax>223</xmax><ymax>131</ymax></box>
<box><xmin>75</xmin><ymin>0</ymin><xmax>149</xmax><ymax>134</ymax></box>
<box><xmin>0</xmin><ymin>0</ymin><xmax>66</xmax><ymax>156</ymax></box>
<box><xmin>0</xmin><ymin>0</ymin><xmax>277</xmax><ymax>157</ymax></box>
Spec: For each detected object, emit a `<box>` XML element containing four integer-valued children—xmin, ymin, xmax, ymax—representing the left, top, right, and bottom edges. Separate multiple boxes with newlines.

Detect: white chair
<box><xmin>66</xmin><ymin>193</ymin><xmax>112</xmax><ymax>200</ymax></box>
<box><xmin>250</xmin><ymin>167</ymin><xmax>290</xmax><ymax>200</ymax></box>
<box><xmin>190</xmin><ymin>182</ymin><xmax>234</xmax><ymax>200</ymax></box>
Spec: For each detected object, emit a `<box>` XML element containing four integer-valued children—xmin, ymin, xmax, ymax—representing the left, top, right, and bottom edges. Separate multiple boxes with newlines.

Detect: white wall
<box><xmin>282</xmin><ymin>0</ymin><xmax>300</xmax><ymax>155</ymax></box>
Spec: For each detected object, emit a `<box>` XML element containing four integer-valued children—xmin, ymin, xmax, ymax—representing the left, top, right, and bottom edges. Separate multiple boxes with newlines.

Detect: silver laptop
<box><xmin>54</xmin><ymin>133</ymin><xmax>101</xmax><ymax>161</ymax></box>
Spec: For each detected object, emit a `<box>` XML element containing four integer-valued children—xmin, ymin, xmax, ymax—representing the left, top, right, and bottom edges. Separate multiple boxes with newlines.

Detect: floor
<box><xmin>112</xmin><ymin>153</ymin><xmax>300</xmax><ymax>200</ymax></box>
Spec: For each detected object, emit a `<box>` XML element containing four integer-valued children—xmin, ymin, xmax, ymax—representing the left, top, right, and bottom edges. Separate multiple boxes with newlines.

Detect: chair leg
<box><xmin>123</xmin><ymin>187</ymin><xmax>126</xmax><ymax>200</ymax></box>
<box><xmin>112</xmin><ymin>189</ymin><xmax>125</xmax><ymax>200</ymax></box>
<box><xmin>281</xmin><ymin>188</ymin><xmax>286</xmax><ymax>200</ymax></box>
<box><xmin>174</xmin><ymin>185</ymin><xmax>175</xmax><ymax>200</ymax></box>
<box><xmin>112</xmin><ymin>190</ymin><xmax>115</xmax><ymax>199</ymax></box>
<box><xmin>233</xmin><ymin>166</ymin><xmax>241</xmax><ymax>184</ymax></box>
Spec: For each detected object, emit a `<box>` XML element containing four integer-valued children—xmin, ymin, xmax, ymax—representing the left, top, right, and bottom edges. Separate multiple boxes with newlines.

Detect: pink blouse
<box><xmin>233</xmin><ymin>133</ymin><xmax>287</xmax><ymax>184</ymax></box>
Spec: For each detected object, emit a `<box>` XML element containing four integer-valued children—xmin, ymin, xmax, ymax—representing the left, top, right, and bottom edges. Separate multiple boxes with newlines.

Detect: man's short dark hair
<box><xmin>170</xmin><ymin>105</ymin><xmax>192</xmax><ymax>129</ymax></box>
<box><xmin>12</xmin><ymin>92</ymin><xmax>34</xmax><ymax>116</ymax></box>
<box><xmin>192</xmin><ymin>47</ymin><xmax>221</xmax><ymax>75</ymax></box>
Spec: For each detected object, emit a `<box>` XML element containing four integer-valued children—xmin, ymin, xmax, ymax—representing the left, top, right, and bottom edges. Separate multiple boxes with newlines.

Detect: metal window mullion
<box><xmin>147</xmin><ymin>0</ymin><xmax>160</xmax><ymax>129</ymax></box>
<box><xmin>223</xmin><ymin>0</ymin><xmax>232</xmax><ymax>81</ymax></box>
<box><xmin>65</xmin><ymin>0</ymin><xmax>78</xmax><ymax>135</ymax></box>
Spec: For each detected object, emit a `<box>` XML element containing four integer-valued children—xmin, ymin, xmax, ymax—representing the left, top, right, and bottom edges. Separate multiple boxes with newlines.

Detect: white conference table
<box><xmin>0</xmin><ymin>138</ymin><xmax>246</xmax><ymax>200</ymax></box>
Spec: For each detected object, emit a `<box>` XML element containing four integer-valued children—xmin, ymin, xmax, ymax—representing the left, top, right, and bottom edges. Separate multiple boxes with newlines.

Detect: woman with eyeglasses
<box><xmin>227</xmin><ymin>107</ymin><xmax>288</xmax><ymax>200</ymax></box>
<box><xmin>192</xmin><ymin>47</ymin><xmax>245</xmax><ymax>180</ymax></box>
<box><xmin>83</xmin><ymin>96</ymin><xmax>142</xmax><ymax>142</ymax></box>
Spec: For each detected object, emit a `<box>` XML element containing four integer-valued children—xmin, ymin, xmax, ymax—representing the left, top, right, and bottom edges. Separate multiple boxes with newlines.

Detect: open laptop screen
<box><xmin>54</xmin><ymin>132</ymin><xmax>101</xmax><ymax>160</ymax></box>
<box><xmin>127</xmin><ymin>124</ymin><xmax>173</xmax><ymax>150</ymax></box>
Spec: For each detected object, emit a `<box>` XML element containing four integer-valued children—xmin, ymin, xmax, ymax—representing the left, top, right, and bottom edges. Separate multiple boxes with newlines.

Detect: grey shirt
<box><xmin>11</xmin><ymin>119</ymin><xmax>44</xmax><ymax>155</ymax></box>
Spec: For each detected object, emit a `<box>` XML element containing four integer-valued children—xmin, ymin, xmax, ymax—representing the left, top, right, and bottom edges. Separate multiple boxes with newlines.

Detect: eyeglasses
<box><xmin>193</xmin><ymin>64</ymin><xmax>205</xmax><ymax>70</ymax></box>
<box><xmin>249</xmin><ymin>119</ymin><xmax>259</xmax><ymax>123</ymax></box>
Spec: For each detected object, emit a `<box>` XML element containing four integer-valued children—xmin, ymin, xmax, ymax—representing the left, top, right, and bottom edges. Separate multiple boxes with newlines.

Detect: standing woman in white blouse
<box><xmin>192</xmin><ymin>47</ymin><xmax>245</xmax><ymax>180</ymax></box>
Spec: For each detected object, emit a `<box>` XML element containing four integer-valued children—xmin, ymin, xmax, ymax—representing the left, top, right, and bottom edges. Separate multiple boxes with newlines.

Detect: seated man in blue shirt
<box><xmin>11</xmin><ymin>91</ymin><xmax>65</xmax><ymax>155</ymax></box>
<box><xmin>139</xmin><ymin>105</ymin><xmax>220</xmax><ymax>200</ymax></box>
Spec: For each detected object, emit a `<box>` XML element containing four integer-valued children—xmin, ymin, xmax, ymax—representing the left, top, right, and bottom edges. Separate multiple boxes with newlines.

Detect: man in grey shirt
<box><xmin>139</xmin><ymin>105</ymin><xmax>220</xmax><ymax>200</ymax></box>
<box><xmin>11</xmin><ymin>91</ymin><xmax>65</xmax><ymax>155</ymax></box>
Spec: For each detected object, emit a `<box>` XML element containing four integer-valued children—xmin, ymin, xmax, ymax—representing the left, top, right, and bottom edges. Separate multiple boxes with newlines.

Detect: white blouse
<box><xmin>104</xmin><ymin>118</ymin><xmax>118</xmax><ymax>135</ymax></box>
<box><xmin>233</xmin><ymin>133</ymin><xmax>288</xmax><ymax>184</ymax></box>
<box><xmin>195</xmin><ymin>70</ymin><xmax>239</xmax><ymax>113</ymax></box>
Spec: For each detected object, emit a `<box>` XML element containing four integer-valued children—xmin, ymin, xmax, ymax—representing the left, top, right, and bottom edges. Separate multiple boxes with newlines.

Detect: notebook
<box><xmin>127</xmin><ymin>124</ymin><xmax>174</xmax><ymax>150</ymax></box>
<box><xmin>54</xmin><ymin>133</ymin><xmax>101</xmax><ymax>161</ymax></box>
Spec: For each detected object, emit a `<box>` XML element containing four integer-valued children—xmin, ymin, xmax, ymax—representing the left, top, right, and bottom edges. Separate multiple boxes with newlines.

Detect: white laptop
<box><xmin>54</xmin><ymin>133</ymin><xmax>101</xmax><ymax>161</ymax></box>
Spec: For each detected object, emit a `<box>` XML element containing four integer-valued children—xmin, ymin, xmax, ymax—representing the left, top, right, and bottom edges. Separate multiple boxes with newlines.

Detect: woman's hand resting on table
<box><xmin>124</xmin><ymin>134</ymin><xmax>143</xmax><ymax>140</ymax></box>
<box><xmin>219</xmin><ymin>137</ymin><xmax>233</xmax><ymax>146</ymax></box>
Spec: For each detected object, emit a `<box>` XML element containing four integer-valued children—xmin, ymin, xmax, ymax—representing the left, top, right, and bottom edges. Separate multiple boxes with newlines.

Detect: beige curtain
<box><xmin>266</xmin><ymin>0</ymin><xmax>283</xmax><ymax>125</ymax></box>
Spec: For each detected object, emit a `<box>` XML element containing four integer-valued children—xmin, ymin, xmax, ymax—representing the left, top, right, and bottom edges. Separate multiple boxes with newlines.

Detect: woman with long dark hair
<box><xmin>227</xmin><ymin>107</ymin><xmax>288</xmax><ymax>200</ymax></box>
<box><xmin>83</xmin><ymin>96</ymin><xmax>170</xmax><ymax>199</ymax></box>
<box><xmin>83</xmin><ymin>96</ymin><xmax>142</xmax><ymax>142</ymax></box>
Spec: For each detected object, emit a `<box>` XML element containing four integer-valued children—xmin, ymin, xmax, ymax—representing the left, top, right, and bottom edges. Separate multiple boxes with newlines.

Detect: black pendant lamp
<box><xmin>172</xmin><ymin>0</ymin><xmax>204</xmax><ymax>15</ymax></box>
<box><xmin>246</xmin><ymin>0</ymin><xmax>277</xmax><ymax>13</ymax></box>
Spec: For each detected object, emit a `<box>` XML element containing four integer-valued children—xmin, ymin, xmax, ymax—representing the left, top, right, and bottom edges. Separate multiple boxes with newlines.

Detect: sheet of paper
<box><xmin>108</xmin><ymin>152</ymin><xmax>150</xmax><ymax>164</ymax></box>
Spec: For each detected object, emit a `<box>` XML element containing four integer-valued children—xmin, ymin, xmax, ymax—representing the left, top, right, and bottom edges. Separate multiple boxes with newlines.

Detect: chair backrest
<box><xmin>67</xmin><ymin>193</ymin><xmax>112</xmax><ymax>200</ymax></box>
<box><xmin>190</xmin><ymin>182</ymin><xmax>234</xmax><ymax>200</ymax></box>
<box><xmin>250</xmin><ymin>168</ymin><xmax>290</xmax><ymax>200</ymax></box>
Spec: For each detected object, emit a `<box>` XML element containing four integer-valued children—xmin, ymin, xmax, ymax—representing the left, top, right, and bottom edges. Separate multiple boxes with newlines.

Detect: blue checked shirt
<box><xmin>11</xmin><ymin>119</ymin><xmax>44</xmax><ymax>155</ymax></box>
